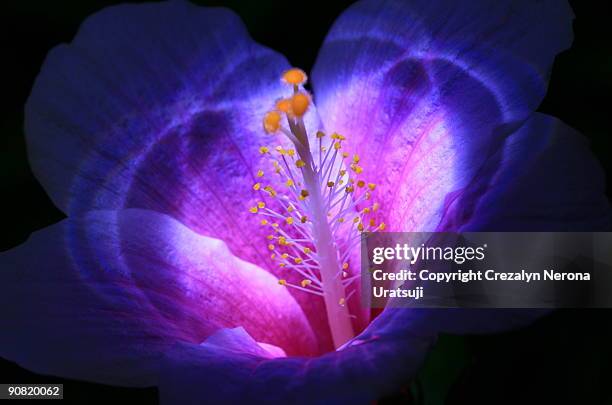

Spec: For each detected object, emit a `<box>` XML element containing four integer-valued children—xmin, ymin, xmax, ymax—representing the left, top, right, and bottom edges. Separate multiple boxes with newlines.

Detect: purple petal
<box><xmin>312</xmin><ymin>0</ymin><xmax>574</xmax><ymax>232</ymax></box>
<box><xmin>158</xmin><ymin>309</ymin><xmax>436</xmax><ymax>404</ymax></box>
<box><xmin>203</xmin><ymin>327</ymin><xmax>287</xmax><ymax>359</ymax></box>
<box><xmin>25</xmin><ymin>2</ymin><xmax>334</xmax><ymax>348</ymax></box>
<box><xmin>0</xmin><ymin>209</ymin><xmax>317</xmax><ymax>386</ymax></box>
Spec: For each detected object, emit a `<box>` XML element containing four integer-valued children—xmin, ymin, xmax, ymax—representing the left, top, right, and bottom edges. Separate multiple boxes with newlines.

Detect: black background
<box><xmin>1</xmin><ymin>1</ymin><xmax>611</xmax><ymax>404</ymax></box>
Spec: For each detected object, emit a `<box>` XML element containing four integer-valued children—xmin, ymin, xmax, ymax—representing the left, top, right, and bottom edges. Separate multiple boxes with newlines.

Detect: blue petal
<box><xmin>24</xmin><ymin>2</ymin><xmax>336</xmax><ymax>346</ymax></box>
<box><xmin>159</xmin><ymin>309</ymin><xmax>437</xmax><ymax>405</ymax></box>
<box><xmin>26</xmin><ymin>1</ymin><xmax>295</xmax><ymax>270</ymax></box>
<box><xmin>311</xmin><ymin>0</ymin><xmax>575</xmax><ymax>233</ymax></box>
<box><xmin>0</xmin><ymin>209</ymin><xmax>317</xmax><ymax>386</ymax></box>
<box><xmin>314</xmin><ymin>0</ymin><xmax>573</xmax><ymax>124</ymax></box>
<box><xmin>441</xmin><ymin>113</ymin><xmax>611</xmax><ymax>231</ymax></box>
<box><xmin>157</xmin><ymin>307</ymin><xmax>556</xmax><ymax>403</ymax></box>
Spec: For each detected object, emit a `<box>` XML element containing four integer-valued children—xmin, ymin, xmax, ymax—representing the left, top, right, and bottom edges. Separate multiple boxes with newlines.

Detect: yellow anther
<box><xmin>287</xmin><ymin>149</ymin><xmax>296</xmax><ymax>157</ymax></box>
<box><xmin>300</xmin><ymin>279</ymin><xmax>312</xmax><ymax>288</ymax></box>
<box><xmin>275</xmin><ymin>146</ymin><xmax>285</xmax><ymax>154</ymax></box>
<box><xmin>353</xmin><ymin>217</ymin><xmax>360</xmax><ymax>224</ymax></box>
<box><xmin>287</xmin><ymin>205</ymin><xmax>294</xmax><ymax>213</ymax></box>
<box><xmin>353</xmin><ymin>154</ymin><xmax>360</xmax><ymax>164</ymax></box>
<box><xmin>368</xmin><ymin>183</ymin><xmax>377</xmax><ymax>190</ymax></box>
<box><xmin>327</xmin><ymin>181</ymin><xmax>335</xmax><ymax>187</ymax></box>
<box><xmin>331</xmin><ymin>133</ymin><xmax>346</xmax><ymax>140</ymax></box>
<box><xmin>263</xmin><ymin>111</ymin><xmax>281</xmax><ymax>133</ymax></box>
<box><xmin>282</xmin><ymin>68</ymin><xmax>307</xmax><ymax>86</ymax></box>
<box><xmin>316</xmin><ymin>131</ymin><xmax>326</xmax><ymax>138</ymax></box>
<box><xmin>339</xmin><ymin>297</ymin><xmax>346</xmax><ymax>306</ymax></box>
<box><xmin>260</xmin><ymin>219</ymin><xmax>268</xmax><ymax>225</ymax></box>
<box><xmin>342</xmin><ymin>262</ymin><xmax>349</xmax><ymax>270</ymax></box>
<box><xmin>357</xmin><ymin>180</ymin><xmax>365</xmax><ymax>188</ymax></box>
<box><xmin>257</xmin><ymin>201</ymin><xmax>265</xmax><ymax>209</ymax></box>
<box><xmin>286</xmin><ymin>217</ymin><xmax>294</xmax><ymax>225</ymax></box>
<box><xmin>350</xmin><ymin>164</ymin><xmax>363</xmax><ymax>174</ymax></box>
<box><xmin>338</xmin><ymin>180</ymin><xmax>344</xmax><ymax>186</ymax></box>
<box><xmin>358</xmin><ymin>222</ymin><xmax>365</xmax><ymax>232</ymax></box>
<box><xmin>342</xmin><ymin>152</ymin><xmax>349</xmax><ymax>158</ymax></box>
<box><xmin>276</xmin><ymin>98</ymin><xmax>292</xmax><ymax>113</ymax></box>
<box><xmin>278</xmin><ymin>236</ymin><xmax>287</xmax><ymax>245</ymax></box>
<box><xmin>271</xmin><ymin>253</ymin><xmax>276</xmax><ymax>259</ymax></box>
<box><xmin>334</xmin><ymin>141</ymin><xmax>342</xmax><ymax>150</ymax></box>
<box><xmin>300</xmin><ymin>216</ymin><xmax>308</xmax><ymax>223</ymax></box>
<box><xmin>257</xmin><ymin>170</ymin><xmax>264</xmax><ymax>177</ymax></box>
<box><xmin>345</xmin><ymin>185</ymin><xmax>354</xmax><ymax>193</ymax></box>
<box><xmin>373</xmin><ymin>202</ymin><xmax>380</xmax><ymax>212</ymax></box>
<box><xmin>278</xmin><ymin>279</ymin><xmax>287</xmax><ymax>286</ymax></box>
<box><xmin>362</xmin><ymin>207</ymin><xmax>371</xmax><ymax>214</ymax></box>
<box><xmin>286</xmin><ymin>179</ymin><xmax>294</xmax><ymax>187</ymax></box>
<box><xmin>264</xmin><ymin>185</ymin><xmax>277</xmax><ymax>197</ymax></box>
<box><xmin>249</xmin><ymin>206</ymin><xmax>258</xmax><ymax>214</ymax></box>
<box><xmin>303</xmin><ymin>247</ymin><xmax>311</xmax><ymax>254</ymax></box>
<box><xmin>267</xmin><ymin>235</ymin><xmax>274</xmax><ymax>240</ymax></box>
<box><xmin>290</xmin><ymin>92</ymin><xmax>310</xmax><ymax>117</ymax></box>
<box><xmin>268</xmin><ymin>244</ymin><xmax>275</xmax><ymax>250</ymax></box>
<box><xmin>294</xmin><ymin>257</ymin><xmax>303</xmax><ymax>264</ymax></box>
<box><xmin>281</xmin><ymin>253</ymin><xmax>289</xmax><ymax>259</ymax></box>
<box><xmin>300</xmin><ymin>189</ymin><xmax>309</xmax><ymax>198</ymax></box>
<box><xmin>272</xmin><ymin>222</ymin><xmax>279</xmax><ymax>228</ymax></box>
<box><xmin>378</xmin><ymin>222</ymin><xmax>386</xmax><ymax>230</ymax></box>
<box><xmin>337</xmin><ymin>218</ymin><xmax>345</xmax><ymax>223</ymax></box>
<box><xmin>279</xmin><ymin>263</ymin><xmax>286</xmax><ymax>267</ymax></box>
<box><xmin>253</xmin><ymin>182</ymin><xmax>261</xmax><ymax>191</ymax></box>
<box><xmin>259</xmin><ymin>146</ymin><xmax>270</xmax><ymax>154</ymax></box>
<box><xmin>296</xmin><ymin>160</ymin><xmax>306</xmax><ymax>168</ymax></box>
<box><xmin>340</xmin><ymin>170</ymin><xmax>347</xmax><ymax>176</ymax></box>
<box><xmin>369</xmin><ymin>218</ymin><xmax>376</xmax><ymax>227</ymax></box>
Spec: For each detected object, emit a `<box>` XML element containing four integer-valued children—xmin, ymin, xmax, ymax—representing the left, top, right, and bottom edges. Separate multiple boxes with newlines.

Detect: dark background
<box><xmin>1</xmin><ymin>1</ymin><xmax>611</xmax><ymax>404</ymax></box>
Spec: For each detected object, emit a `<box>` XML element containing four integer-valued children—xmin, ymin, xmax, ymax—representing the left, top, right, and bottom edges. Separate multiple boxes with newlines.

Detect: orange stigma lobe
<box><xmin>282</xmin><ymin>68</ymin><xmax>307</xmax><ymax>86</ymax></box>
<box><xmin>290</xmin><ymin>92</ymin><xmax>310</xmax><ymax>117</ymax></box>
<box><xmin>276</xmin><ymin>98</ymin><xmax>292</xmax><ymax>113</ymax></box>
<box><xmin>263</xmin><ymin>111</ymin><xmax>281</xmax><ymax>133</ymax></box>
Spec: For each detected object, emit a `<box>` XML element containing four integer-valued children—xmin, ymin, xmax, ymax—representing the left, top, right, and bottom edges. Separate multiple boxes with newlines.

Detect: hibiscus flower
<box><xmin>1</xmin><ymin>0</ymin><xmax>609</xmax><ymax>403</ymax></box>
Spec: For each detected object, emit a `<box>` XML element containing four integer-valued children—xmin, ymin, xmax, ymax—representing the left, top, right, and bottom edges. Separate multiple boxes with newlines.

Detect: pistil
<box><xmin>250</xmin><ymin>68</ymin><xmax>385</xmax><ymax>349</ymax></box>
